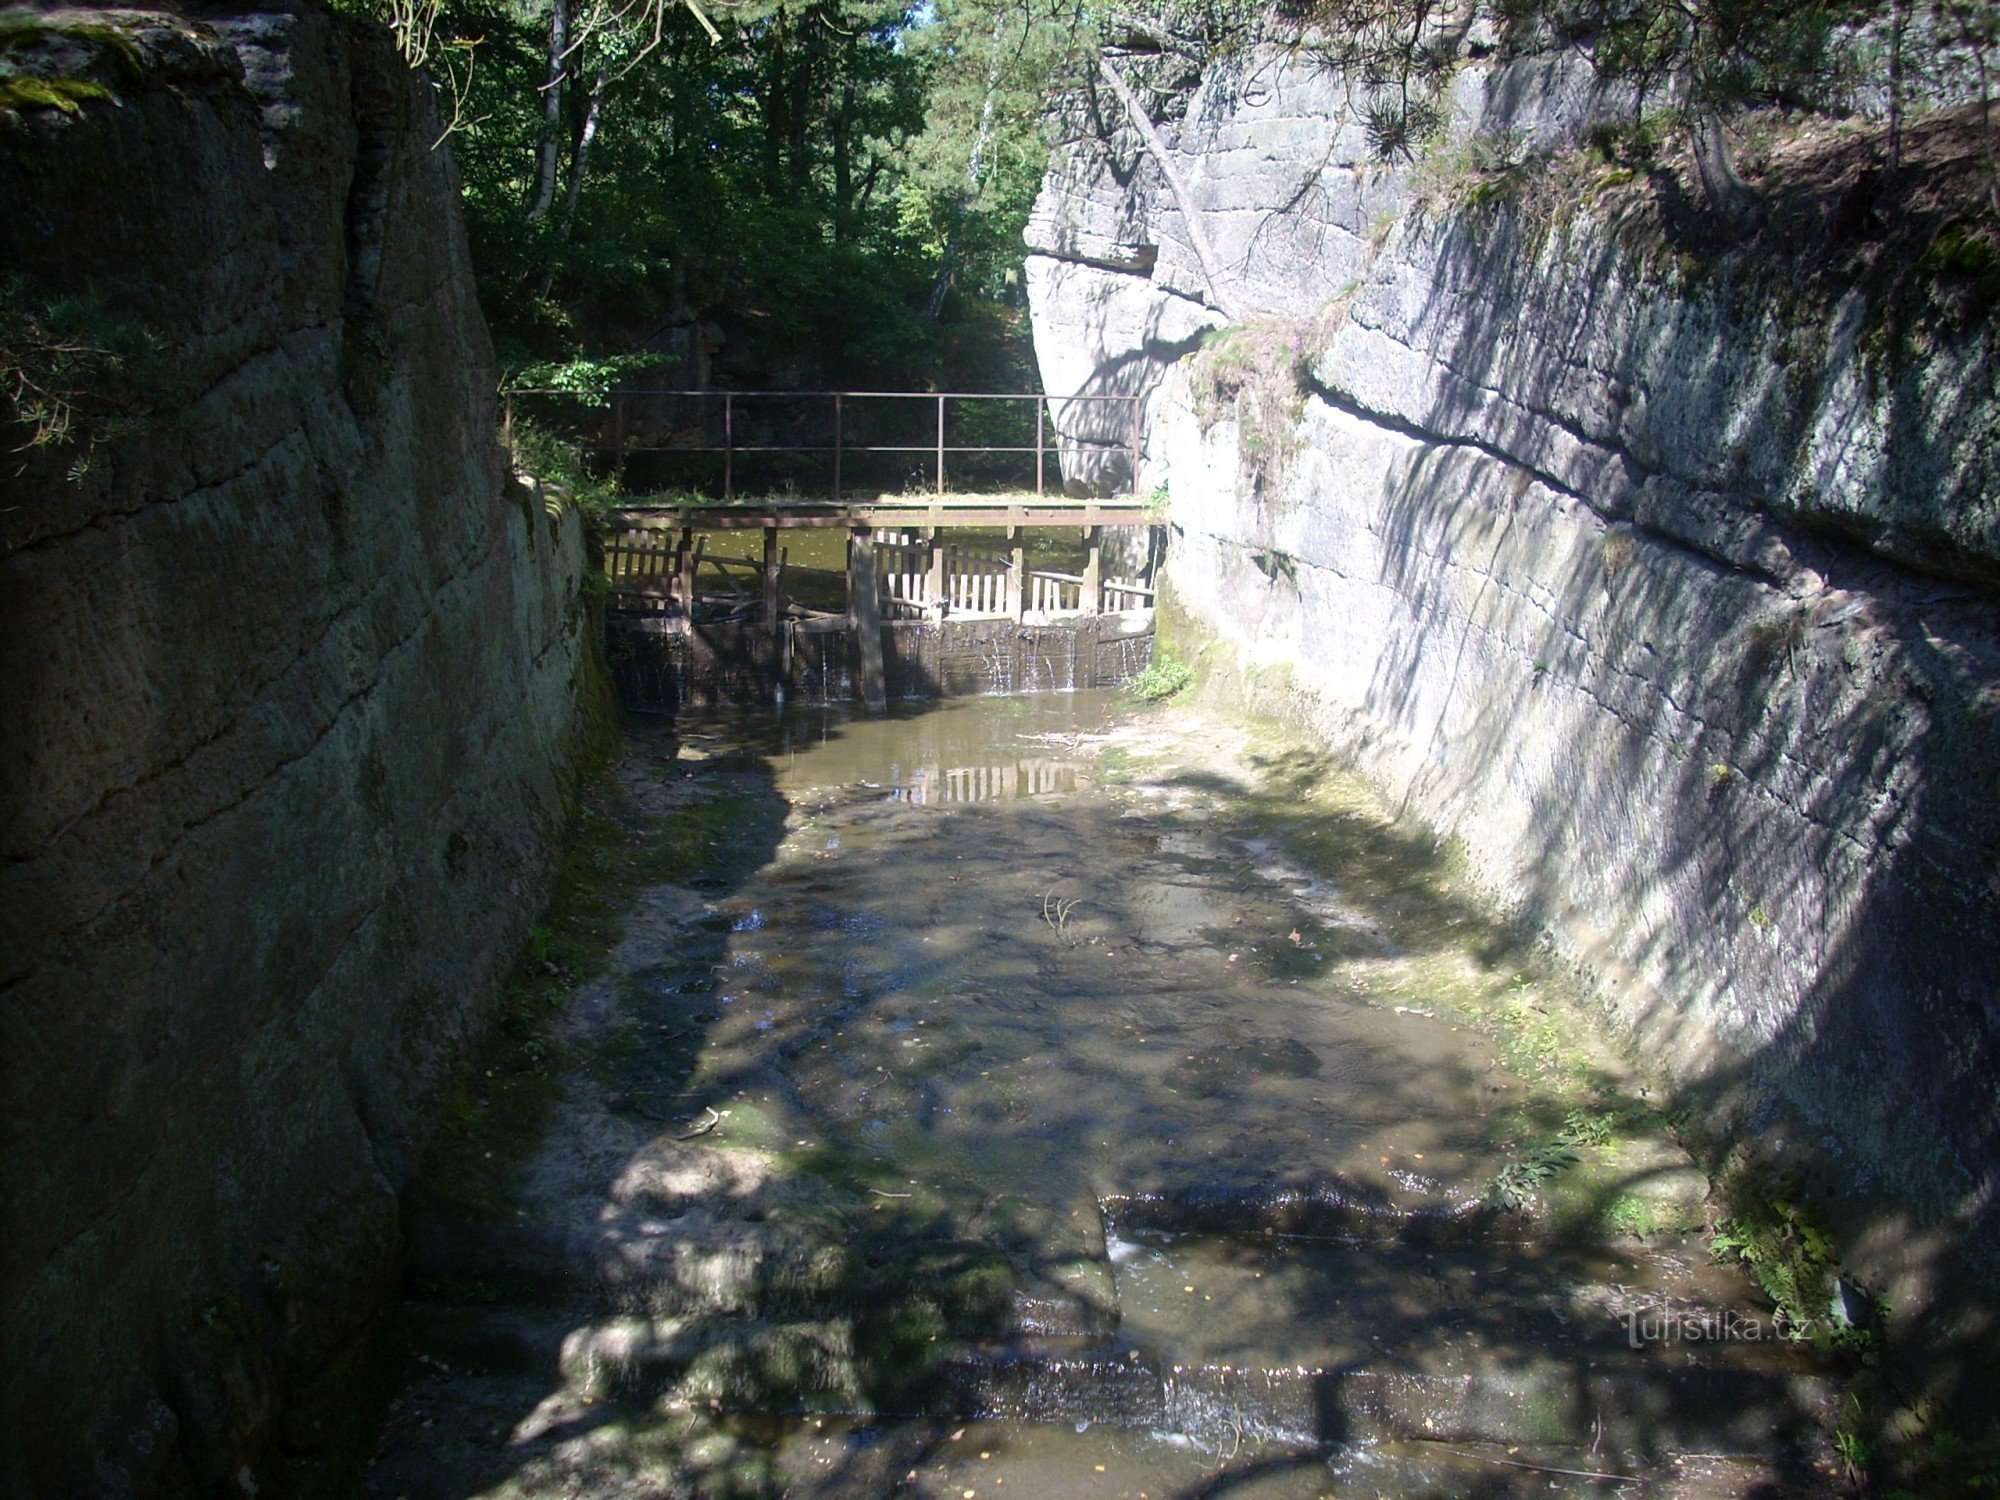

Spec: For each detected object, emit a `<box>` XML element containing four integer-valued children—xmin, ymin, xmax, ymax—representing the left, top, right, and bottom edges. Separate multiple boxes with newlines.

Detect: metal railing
<box><xmin>503</xmin><ymin>388</ymin><xmax>1145</xmax><ymax>501</ymax></box>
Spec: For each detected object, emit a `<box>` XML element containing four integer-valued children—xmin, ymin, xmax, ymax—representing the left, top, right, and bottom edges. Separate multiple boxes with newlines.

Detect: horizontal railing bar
<box><xmin>505</xmin><ymin>388</ymin><xmax>1141</xmax><ymax>402</ymax></box>
<box><xmin>608</xmin><ymin>444</ymin><xmax>1076</xmax><ymax>456</ymax></box>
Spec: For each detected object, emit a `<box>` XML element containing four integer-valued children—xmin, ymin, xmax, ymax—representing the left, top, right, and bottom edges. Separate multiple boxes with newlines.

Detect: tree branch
<box><xmin>1096</xmin><ymin>55</ymin><xmax>1243</xmax><ymax>321</ymax></box>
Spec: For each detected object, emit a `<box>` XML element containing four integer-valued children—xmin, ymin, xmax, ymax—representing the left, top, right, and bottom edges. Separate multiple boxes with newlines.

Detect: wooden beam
<box><xmin>848</xmin><ymin>524</ymin><xmax>887</xmax><ymax>714</ymax></box>
<box><xmin>1082</xmin><ymin>525</ymin><xmax>1102</xmax><ymax>614</ymax></box>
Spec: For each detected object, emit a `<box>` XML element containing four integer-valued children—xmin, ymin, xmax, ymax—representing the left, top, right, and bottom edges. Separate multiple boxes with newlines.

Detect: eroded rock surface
<box><xmin>1027</xmin><ymin>48</ymin><xmax>2000</xmax><ymax>1337</ymax></box>
<box><xmin>0</xmin><ymin>7</ymin><xmax>597</xmax><ymax>1493</ymax></box>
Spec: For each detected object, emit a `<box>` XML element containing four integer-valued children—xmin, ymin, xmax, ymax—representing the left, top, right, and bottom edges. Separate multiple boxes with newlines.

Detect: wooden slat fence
<box><xmin>1026</xmin><ymin>570</ymin><xmax>1082</xmax><ymax>615</ymax></box>
<box><xmin>603</xmin><ymin>516</ymin><xmax>1157</xmax><ymax>624</ymax></box>
<box><xmin>944</xmin><ymin>546</ymin><xmax>1010</xmax><ymax>616</ymax></box>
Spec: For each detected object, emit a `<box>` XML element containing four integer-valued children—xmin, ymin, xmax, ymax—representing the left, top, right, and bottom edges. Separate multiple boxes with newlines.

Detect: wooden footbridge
<box><xmin>511</xmin><ymin>388</ymin><xmax>1162</xmax><ymax>712</ymax></box>
<box><xmin>600</xmin><ymin>496</ymin><xmax>1160</xmax><ymax>713</ymax></box>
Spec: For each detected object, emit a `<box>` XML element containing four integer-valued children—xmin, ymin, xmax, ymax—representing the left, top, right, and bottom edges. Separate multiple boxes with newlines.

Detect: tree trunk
<box><xmin>560</xmin><ymin>68</ymin><xmax>606</xmax><ymax>233</ymax></box>
<box><xmin>926</xmin><ymin>23</ymin><xmax>1004</xmax><ymax>322</ymax></box>
<box><xmin>527</xmin><ymin>0</ymin><xmax>569</xmax><ymax>222</ymax></box>
<box><xmin>1096</xmin><ymin>56</ymin><xmax>1242</xmax><ymax>320</ymax></box>
<box><xmin>1690</xmin><ymin>110</ymin><xmax>1755</xmax><ymax>231</ymax></box>
<box><xmin>832</xmin><ymin>79</ymin><xmax>854</xmax><ymax>243</ymax></box>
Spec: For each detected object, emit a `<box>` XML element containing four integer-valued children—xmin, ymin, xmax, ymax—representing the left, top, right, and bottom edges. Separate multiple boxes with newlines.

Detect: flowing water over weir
<box><xmin>369</xmin><ymin>694</ymin><xmax>1842</xmax><ymax>1499</ymax></box>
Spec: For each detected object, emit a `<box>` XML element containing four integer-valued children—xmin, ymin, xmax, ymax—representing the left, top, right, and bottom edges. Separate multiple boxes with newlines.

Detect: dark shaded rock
<box><xmin>0</xmin><ymin>6</ymin><xmax>601</xmax><ymax>1494</ymax></box>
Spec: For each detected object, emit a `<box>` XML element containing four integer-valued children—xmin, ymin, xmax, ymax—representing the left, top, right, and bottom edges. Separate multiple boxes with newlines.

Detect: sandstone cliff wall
<box><xmin>1028</xmin><ymin>50</ymin><xmax>2000</xmax><ymax>1322</ymax></box>
<box><xmin>0</xmin><ymin>8</ymin><xmax>600</xmax><ymax>1493</ymax></box>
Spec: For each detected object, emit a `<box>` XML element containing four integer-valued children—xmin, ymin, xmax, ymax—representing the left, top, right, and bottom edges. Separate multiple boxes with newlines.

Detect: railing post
<box><xmin>1082</xmin><ymin>524</ymin><xmax>1102</xmax><ymax>614</ymax></box>
<box><xmin>723</xmin><ymin>391</ymin><xmax>734</xmax><ymax>499</ymax></box>
<box><xmin>1129</xmin><ymin>393</ymin><xmax>1143</xmax><ymax>496</ymax></box>
<box><xmin>935</xmin><ymin>393</ymin><xmax>946</xmax><ymax>496</ymax></box>
<box><xmin>925</xmin><ymin>525</ymin><xmax>944</xmax><ymax>610</ymax></box>
<box><xmin>1035</xmin><ymin>397</ymin><xmax>1045</xmax><ymax>497</ymax></box>
<box><xmin>1008</xmin><ymin>519</ymin><xmax>1024</xmax><ymax>622</ymax></box>
<box><xmin>832</xmin><ymin>391</ymin><xmax>843</xmax><ymax>502</ymax></box>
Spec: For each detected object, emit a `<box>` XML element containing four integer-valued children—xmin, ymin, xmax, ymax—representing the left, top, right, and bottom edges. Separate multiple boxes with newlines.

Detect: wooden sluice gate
<box><xmin>598</xmin><ymin>499</ymin><xmax>1159</xmax><ymax>713</ymax></box>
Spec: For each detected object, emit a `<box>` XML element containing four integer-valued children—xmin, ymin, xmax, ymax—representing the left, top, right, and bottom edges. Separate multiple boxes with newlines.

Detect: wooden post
<box><xmin>675</xmin><ymin>525</ymin><xmax>694</xmax><ymax>615</ymax></box>
<box><xmin>1007</xmin><ymin>522</ymin><xmax>1025</xmax><ymax>622</ymax></box>
<box><xmin>1082</xmin><ymin>524</ymin><xmax>1102</xmax><ymax>614</ymax></box>
<box><xmin>778</xmin><ymin>546</ymin><xmax>793</xmax><ymax>682</ymax></box>
<box><xmin>763</xmin><ymin>523</ymin><xmax>781</xmax><ymax>638</ymax></box>
<box><xmin>925</xmin><ymin>525</ymin><xmax>944</xmax><ymax>611</ymax></box>
<box><xmin>848</xmin><ymin>524</ymin><xmax>887</xmax><ymax>714</ymax></box>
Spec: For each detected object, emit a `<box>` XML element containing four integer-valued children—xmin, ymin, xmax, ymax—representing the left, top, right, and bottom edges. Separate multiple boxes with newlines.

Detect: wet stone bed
<box><xmin>368</xmin><ymin>693</ymin><xmax>1843</xmax><ymax>1499</ymax></box>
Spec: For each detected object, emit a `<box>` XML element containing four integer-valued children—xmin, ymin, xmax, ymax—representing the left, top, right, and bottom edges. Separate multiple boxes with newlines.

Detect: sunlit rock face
<box><xmin>1029</xmin><ymin>48</ymin><xmax>2000</xmax><ymax>1313</ymax></box>
<box><xmin>0</xmin><ymin>7</ymin><xmax>596</xmax><ymax>1493</ymax></box>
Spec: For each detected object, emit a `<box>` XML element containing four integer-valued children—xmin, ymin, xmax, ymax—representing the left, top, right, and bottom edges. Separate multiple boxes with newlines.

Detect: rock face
<box><xmin>0</xmin><ymin>7</ymin><xmax>601</xmax><ymax>1494</ymax></box>
<box><xmin>1028</xmin><ymin>51</ymin><xmax>2000</xmax><ymax>1314</ymax></box>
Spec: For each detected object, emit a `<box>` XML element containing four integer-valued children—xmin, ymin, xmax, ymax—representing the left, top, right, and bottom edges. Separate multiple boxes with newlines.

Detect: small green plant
<box><xmin>0</xmin><ymin>276</ymin><xmax>165</xmax><ymax>478</ymax></box>
<box><xmin>1709</xmin><ymin>1192</ymin><xmax>1880</xmax><ymax>1349</ymax></box>
<box><xmin>1919</xmin><ymin>219</ymin><xmax>2000</xmax><ymax>322</ymax></box>
<box><xmin>1127</xmin><ymin>651</ymin><xmax>1195</xmax><ymax>703</ymax></box>
<box><xmin>507</xmin><ymin>415</ymin><xmax>621</xmax><ymax>533</ymax></box>
<box><xmin>1485</xmin><ymin>1108</ymin><xmax>1617</xmax><ymax>1212</ymax></box>
<box><xmin>1598</xmin><ymin>1192</ymin><xmax>1659</xmax><ymax>1238</ymax></box>
<box><xmin>1834</xmin><ymin>1426</ymin><xmax>1873</xmax><ymax>1487</ymax></box>
<box><xmin>1182</xmin><ymin>307</ymin><xmax>1343</xmax><ymax>491</ymax></box>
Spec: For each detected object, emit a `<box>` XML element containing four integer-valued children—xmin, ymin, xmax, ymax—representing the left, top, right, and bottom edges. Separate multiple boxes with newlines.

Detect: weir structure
<box><xmin>515</xmin><ymin>390</ymin><xmax>1164</xmax><ymax>713</ymax></box>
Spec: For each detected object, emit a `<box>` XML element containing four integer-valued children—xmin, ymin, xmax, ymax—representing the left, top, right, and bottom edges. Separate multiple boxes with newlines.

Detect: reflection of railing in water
<box><xmin>888</xmin><ymin>757</ymin><xmax>1075</xmax><ymax>804</ymax></box>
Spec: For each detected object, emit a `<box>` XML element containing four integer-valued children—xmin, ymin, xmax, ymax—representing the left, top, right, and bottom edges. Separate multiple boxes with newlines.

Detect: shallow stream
<box><xmin>369</xmin><ymin>692</ymin><xmax>1838</xmax><ymax>1499</ymax></box>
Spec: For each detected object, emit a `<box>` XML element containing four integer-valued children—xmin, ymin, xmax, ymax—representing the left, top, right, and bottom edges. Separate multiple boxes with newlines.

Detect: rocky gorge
<box><xmin>1028</xmin><ymin>41</ymin><xmax>2000</xmax><ymax>1409</ymax></box>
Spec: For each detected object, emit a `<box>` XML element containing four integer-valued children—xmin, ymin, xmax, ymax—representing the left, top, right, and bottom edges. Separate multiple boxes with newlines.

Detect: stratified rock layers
<box><xmin>1029</xmin><ymin>52</ymin><xmax>1999</xmax><ymax>1310</ymax></box>
<box><xmin>0</xmin><ymin>7</ymin><xmax>597</xmax><ymax>1493</ymax></box>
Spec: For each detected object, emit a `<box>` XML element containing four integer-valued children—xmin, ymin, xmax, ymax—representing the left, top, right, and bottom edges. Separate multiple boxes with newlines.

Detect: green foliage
<box><xmin>0</xmin><ymin>276</ymin><xmax>164</xmax><ymax>479</ymax></box>
<box><xmin>1185</xmin><ymin>311</ymin><xmax>1342</xmax><ymax>488</ymax></box>
<box><xmin>1485</xmin><ymin>1108</ymin><xmax>1616</xmax><ymax>1211</ymax></box>
<box><xmin>359</xmin><ymin>0</ymin><xmax>1053</xmax><ymax>403</ymax></box>
<box><xmin>508</xmin><ymin>414</ymin><xmax>622</xmax><ymax>529</ymax></box>
<box><xmin>1709</xmin><ymin>1190</ymin><xmax>1881</xmax><ymax>1349</ymax></box>
<box><xmin>1921</xmin><ymin>218</ymin><xmax>2000</xmax><ymax>319</ymax></box>
<box><xmin>512</xmin><ymin>351</ymin><xmax>671</xmax><ymax>400</ymax></box>
<box><xmin>1127</xmin><ymin>650</ymin><xmax>1196</xmax><ymax>701</ymax></box>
